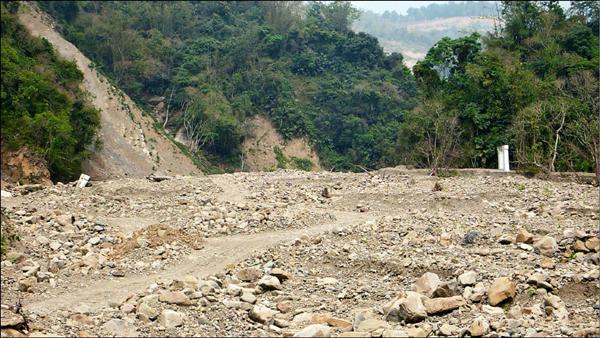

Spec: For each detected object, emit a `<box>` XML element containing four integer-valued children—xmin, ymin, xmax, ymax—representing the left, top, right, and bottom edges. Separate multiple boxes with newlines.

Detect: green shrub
<box><xmin>274</xmin><ymin>146</ymin><xmax>288</xmax><ymax>169</ymax></box>
<box><xmin>291</xmin><ymin>156</ymin><xmax>313</xmax><ymax>171</ymax></box>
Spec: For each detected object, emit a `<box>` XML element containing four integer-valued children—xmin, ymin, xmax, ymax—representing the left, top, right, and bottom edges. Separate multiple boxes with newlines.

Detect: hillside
<box><xmin>353</xmin><ymin>1</ymin><xmax>498</xmax><ymax>67</ymax></box>
<box><xmin>16</xmin><ymin>4</ymin><xmax>201</xmax><ymax>180</ymax></box>
<box><xmin>37</xmin><ymin>1</ymin><xmax>417</xmax><ymax>172</ymax></box>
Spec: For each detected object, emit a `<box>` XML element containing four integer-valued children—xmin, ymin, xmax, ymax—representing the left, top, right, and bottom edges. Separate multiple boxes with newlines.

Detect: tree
<box><xmin>399</xmin><ymin>97</ymin><xmax>462</xmax><ymax>172</ymax></box>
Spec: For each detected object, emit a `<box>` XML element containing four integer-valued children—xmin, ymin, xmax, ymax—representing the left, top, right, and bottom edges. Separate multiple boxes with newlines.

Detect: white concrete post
<box><xmin>502</xmin><ymin>145</ymin><xmax>510</xmax><ymax>171</ymax></box>
<box><xmin>77</xmin><ymin>173</ymin><xmax>90</xmax><ymax>188</ymax></box>
<box><xmin>497</xmin><ymin>146</ymin><xmax>504</xmax><ymax>170</ymax></box>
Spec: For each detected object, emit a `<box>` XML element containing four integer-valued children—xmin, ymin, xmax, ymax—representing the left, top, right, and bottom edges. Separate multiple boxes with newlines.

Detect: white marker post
<box><xmin>497</xmin><ymin>145</ymin><xmax>510</xmax><ymax>171</ymax></box>
<box><xmin>77</xmin><ymin>173</ymin><xmax>90</xmax><ymax>188</ymax></box>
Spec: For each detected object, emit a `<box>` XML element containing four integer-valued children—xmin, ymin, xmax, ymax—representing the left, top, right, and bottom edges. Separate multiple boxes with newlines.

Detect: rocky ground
<box><xmin>1</xmin><ymin>169</ymin><xmax>598</xmax><ymax>337</ymax></box>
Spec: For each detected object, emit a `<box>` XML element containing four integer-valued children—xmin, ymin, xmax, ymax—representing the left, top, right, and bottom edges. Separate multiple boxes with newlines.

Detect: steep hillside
<box><xmin>17</xmin><ymin>4</ymin><xmax>201</xmax><ymax>180</ymax></box>
<box><xmin>38</xmin><ymin>1</ymin><xmax>417</xmax><ymax>172</ymax></box>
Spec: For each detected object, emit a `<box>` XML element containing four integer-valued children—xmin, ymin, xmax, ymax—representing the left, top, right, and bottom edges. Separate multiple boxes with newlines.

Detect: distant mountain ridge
<box><xmin>353</xmin><ymin>1</ymin><xmax>499</xmax><ymax>67</ymax></box>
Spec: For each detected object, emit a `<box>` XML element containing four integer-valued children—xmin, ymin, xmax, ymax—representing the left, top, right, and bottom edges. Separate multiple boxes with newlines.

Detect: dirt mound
<box><xmin>17</xmin><ymin>5</ymin><xmax>201</xmax><ymax>180</ymax></box>
<box><xmin>112</xmin><ymin>224</ymin><xmax>204</xmax><ymax>259</ymax></box>
<box><xmin>242</xmin><ymin>115</ymin><xmax>321</xmax><ymax>171</ymax></box>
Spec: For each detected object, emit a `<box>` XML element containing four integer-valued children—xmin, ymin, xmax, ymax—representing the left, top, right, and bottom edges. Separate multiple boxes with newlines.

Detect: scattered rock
<box><xmin>488</xmin><ymin>277</ymin><xmax>517</xmax><ymax>306</ymax></box>
<box><xmin>270</xmin><ymin>268</ymin><xmax>291</xmax><ymax>282</ymax></box>
<box><xmin>585</xmin><ymin>237</ymin><xmax>599</xmax><ymax>252</ymax></box>
<box><xmin>458</xmin><ymin>271</ymin><xmax>477</xmax><ymax>286</ymax></box>
<box><xmin>249</xmin><ymin>305</ymin><xmax>278</xmax><ymax>324</ymax></box>
<box><xmin>158</xmin><ymin>291</ymin><xmax>191</xmax><ymax>305</ymax></box>
<box><xmin>515</xmin><ymin>229</ymin><xmax>534</xmax><ymax>243</ymax></box>
<box><xmin>237</xmin><ymin>268</ymin><xmax>262</xmax><ymax>282</ymax></box>
<box><xmin>0</xmin><ymin>311</ymin><xmax>25</xmax><ymax>327</ymax></box>
<box><xmin>470</xmin><ymin>317</ymin><xmax>490</xmax><ymax>337</ymax></box>
<box><xmin>423</xmin><ymin>296</ymin><xmax>466</xmax><ymax>315</ymax></box>
<box><xmin>158</xmin><ymin>309</ymin><xmax>184</xmax><ymax>329</ymax></box>
<box><xmin>101</xmin><ymin>319</ymin><xmax>138</xmax><ymax>337</ymax></box>
<box><xmin>356</xmin><ymin>318</ymin><xmax>389</xmax><ymax>332</ymax></box>
<box><xmin>439</xmin><ymin>323</ymin><xmax>459</xmax><ymax>336</ymax></box>
<box><xmin>240</xmin><ymin>292</ymin><xmax>257</xmax><ymax>304</ymax></box>
<box><xmin>257</xmin><ymin>275</ymin><xmax>281</xmax><ymax>290</ymax></box>
<box><xmin>137</xmin><ymin>302</ymin><xmax>159</xmax><ymax>320</ymax></box>
<box><xmin>533</xmin><ymin>236</ymin><xmax>558</xmax><ymax>257</ymax></box>
<box><xmin>386</xmin><ymin>291</ymin><xmax>428</xmax><ymax>323</ymax></box>
<box><xmin>414</xmin><ymin>272</ymin><xmax>442</xmax><ymax>297</ymax></box>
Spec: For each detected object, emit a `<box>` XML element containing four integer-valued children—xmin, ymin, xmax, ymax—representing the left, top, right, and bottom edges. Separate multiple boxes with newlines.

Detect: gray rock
<box><xmin>458</xmin><ymin>271</ymin><xmax>478</xmax><ymax>286</ymax></box>
<box><xmin>158</xmin><ymin>309</ymin><xmax>184</xmax><ymax>328</ymax></box>
<box><xmin>257</xmin><ymin>275</ymin><xmax>281</xmax><ymax>290</ymax></box>
<box><xmin>249</xmin><ymin>305</ymin><xmax>278</xmax><ymax>324</ymax></box>
<box><xmin>101</xmin><ymin>319</ymin><xmax>138</xmax><ymax>337</ymax></box>
<box><xmin>463</xmin><ymin>231</ymin><xmax>481</xmax><ymax>244</ymax></box>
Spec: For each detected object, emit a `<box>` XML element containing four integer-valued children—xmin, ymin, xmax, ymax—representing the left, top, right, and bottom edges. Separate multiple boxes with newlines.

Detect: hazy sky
<box><xmin>351</xmin><ymin>1</ymin><xmax>571</xmax><ymax>15</ymax></box>
<box><xmin>351</xmin><ymin>1</ymin><xmax>453</xmax><ymax>15</ymax></box>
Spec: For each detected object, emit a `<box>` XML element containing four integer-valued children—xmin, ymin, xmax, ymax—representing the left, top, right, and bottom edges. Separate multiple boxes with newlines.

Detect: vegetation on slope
<box><xmin>39</xmin><ymin>1</ymin><xmax>417</xmax><ymax>172</ymax></box>
<box><xmin>1</xmin><ymin>2</ymin><xmax>100</xmax><ymax>182</ymax></box>
<box><xmin>400</xmin><ymin>1</ymin><xmax>599</xmax><ymax>176</ymax></box>
<box><xmin>31</xmin><ymin>1</ymin><xmax>598</xmax><ymax>178</ymax></box>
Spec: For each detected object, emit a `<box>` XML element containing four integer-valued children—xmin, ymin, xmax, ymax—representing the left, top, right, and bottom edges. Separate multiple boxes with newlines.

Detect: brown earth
<box><xmin>241</xmin><ymin>115</ymin><xmax>321</xmax><ymax>172</ymax></box>
<box><xmin>0</xmin><ymin>147</ymin><xmax>51</xmax><ymax>185</ymax></box>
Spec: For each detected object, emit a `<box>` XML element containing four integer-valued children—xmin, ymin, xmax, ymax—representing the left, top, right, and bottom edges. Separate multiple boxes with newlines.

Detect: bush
<box><xmin>291</xmin><ymin>156</ymin><xmax>313</xmax><ymax>171</ymax></box>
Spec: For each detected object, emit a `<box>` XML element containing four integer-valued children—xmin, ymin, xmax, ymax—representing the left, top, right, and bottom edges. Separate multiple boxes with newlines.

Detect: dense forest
<box><xmin>38</xmin><ymin>1</ymin><xmax>417</xmax><ymax>172</ymax></box>
<box><xmin>5</xmin><ymin>1</ymin><xmax>598</xmax><ymax>178</ymax></box>
<box><xmin>0</xmin><ymin>3</ymin><xmax>100</xmax><ymax>182</ymax></box>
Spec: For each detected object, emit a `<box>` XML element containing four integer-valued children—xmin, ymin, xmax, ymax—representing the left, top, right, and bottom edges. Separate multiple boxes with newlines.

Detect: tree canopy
<box><xmin>1</xmin><ymin>3</ymin><xmax>100</xmax><ymax>182</ymax></box>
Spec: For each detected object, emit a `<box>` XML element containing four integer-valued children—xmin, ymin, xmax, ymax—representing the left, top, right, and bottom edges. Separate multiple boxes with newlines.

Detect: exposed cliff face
<box><xmin>0</xmin><ymin>146</ymin><xmax>52</xmax><ymax>185</ymax></box>
<box><xmin>241</xmin><ymin>115</ymin><xmax>321</xmax><ymax>172</ymax></box>
<box><xmin>17</xmin><ymin>5</ymin><xmax>201</xmax><ymax>181</ymax></box>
